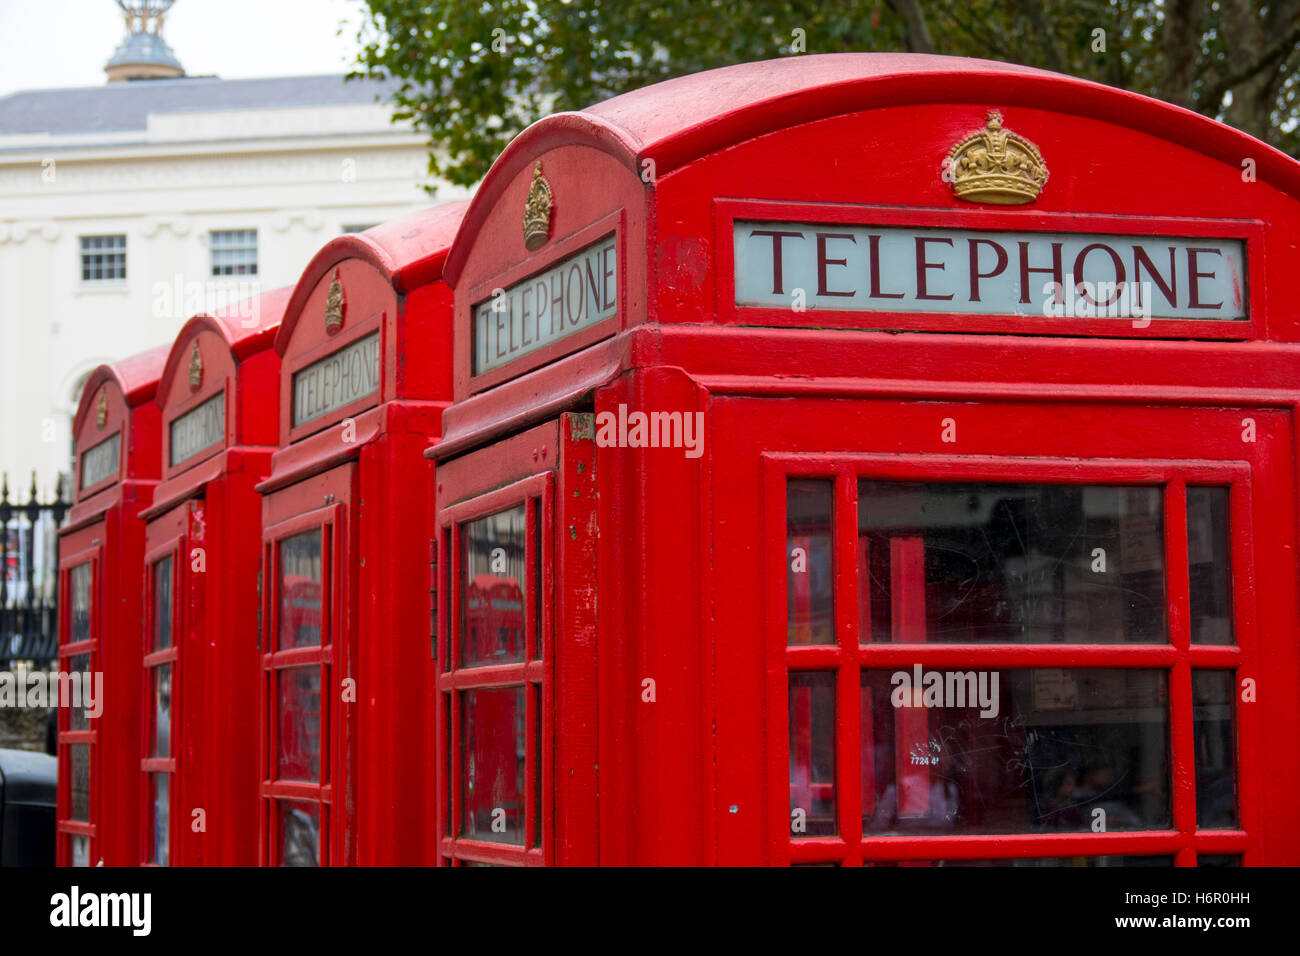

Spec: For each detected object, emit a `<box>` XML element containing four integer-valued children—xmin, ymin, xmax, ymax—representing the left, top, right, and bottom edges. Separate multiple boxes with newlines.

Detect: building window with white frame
<box><xmin>341</xmin><ymin>223</ymin><xmax>378</xmax><ymax>234</ymax></box>
<box><xmin>79</xmin><ymin>235</ymin><xmax>127</xmax><ymax>282</ymax></box>
<box><xmin>210</xmin><ymin>229</ymin><xmax>258</xmax><ymax>276</ymax></box>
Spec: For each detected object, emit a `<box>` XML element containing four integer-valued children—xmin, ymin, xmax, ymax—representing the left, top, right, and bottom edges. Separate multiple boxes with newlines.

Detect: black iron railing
<box><xmin>1</xmin><ymin>473</ymin><xmax>68</xmax><ymax>670</ymax></box>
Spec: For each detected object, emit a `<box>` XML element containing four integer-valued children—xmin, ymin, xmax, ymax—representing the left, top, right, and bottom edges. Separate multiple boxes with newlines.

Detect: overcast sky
<box><xmin>0</xmin><ymin>0</ymin><xmax>369</xmax><ymax>96</ymax></box>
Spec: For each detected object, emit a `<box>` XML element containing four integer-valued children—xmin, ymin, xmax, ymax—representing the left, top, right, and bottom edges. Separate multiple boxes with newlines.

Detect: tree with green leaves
<box><xmin>351</xmin><ymin>0</ymin><xmax>1300</xmax><ymax>189</ymax></box>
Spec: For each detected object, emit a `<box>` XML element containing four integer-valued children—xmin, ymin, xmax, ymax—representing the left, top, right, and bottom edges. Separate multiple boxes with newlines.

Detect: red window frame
<box><xmin>260</xmin><ymin>504</ymin><xmax>339</xmax><ymax>866</ymax></box>
<box><xmin>436</xmin><ymin>472</ymin><xmax>555</xmax><ymax>866</ymax></box>
<box><xmin>767</xmin><ymin>453</ymin><xmax>1258</xmax><ymax>866</ymax></box>
<box><xmin>56</xmin><ymin>543</ymin><xmax>100</xmax><ymax>867</ymax></box>
<box><xmin>140</xmin><ymin>537</ymin><xmax>182</xmax><ymax>865</ymax></box>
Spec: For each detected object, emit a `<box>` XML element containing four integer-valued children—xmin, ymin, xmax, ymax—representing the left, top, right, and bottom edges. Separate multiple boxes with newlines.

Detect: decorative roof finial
<box><xmin>106</xmin><ymin>1</ymin><xmax>184</xmax><ymax>83</ymax></box>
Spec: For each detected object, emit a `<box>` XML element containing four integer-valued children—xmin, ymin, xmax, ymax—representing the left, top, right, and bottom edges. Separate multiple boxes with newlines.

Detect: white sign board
<box><xmin>80</xmin><ymin>434</ymin><xmax>120</xmax><ymax>489</ymax></box>
<box><xmin>474</xmin><ymin>234</ymin><xmax>617</xmax><ymax>375</ymax></box>
<box><xmin>169</xmin><ymin>392</ymin><xmax>226</xmax><ymax>466</ymax></box>
<box><xmin>734</xmin><ymin>221</ymin><xmax>1246</xmax><ymax>321</ymax></box>
<box><xmin>292</xmin><ymin>332</ymin><xmax>380</xmax><ymax>427</ymax></box>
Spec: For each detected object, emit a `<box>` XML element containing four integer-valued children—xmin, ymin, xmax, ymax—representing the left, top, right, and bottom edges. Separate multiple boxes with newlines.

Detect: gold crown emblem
<box><xmin>523</xmin><ymin>162</ymin><xmax>553</xmax><ymax>251</ymax></box>
<box><xmin>95</xmin><ymin>389</ymin><xmax>107</xmax><ymax>429</ymax></box>
<box><xmin>325</xmin><ymin>269</ymin><xmax>345</xmax><ymax>334</ymax></box>
<box><xmin>946</xmin><ymin>110</ymin><xmax>1047</xmax><ymax>205</ymax></box>
<box><xmin>188</xmin><ymin>341</ymin><xmax>203</xmax><ymax>391</ymax></box>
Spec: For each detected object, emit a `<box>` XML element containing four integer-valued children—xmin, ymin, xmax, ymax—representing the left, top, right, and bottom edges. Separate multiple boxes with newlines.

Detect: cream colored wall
<box><xmin>0</xmin><ymin>101</ymin><xmax>469</xmax><ymax>492</ymax></box>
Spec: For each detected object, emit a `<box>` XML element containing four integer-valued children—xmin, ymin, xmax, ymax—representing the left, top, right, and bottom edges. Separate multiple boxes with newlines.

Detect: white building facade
<box><xmin>0</xmin><ymin>69</ymin><xmax>462</xmax><ymax>494</ymax></box>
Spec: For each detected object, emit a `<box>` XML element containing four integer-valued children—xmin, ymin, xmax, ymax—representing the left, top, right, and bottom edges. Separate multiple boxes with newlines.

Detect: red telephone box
<box><xmin>58</xmin><ymin>345</ymin><xmax>166</xmax><ymax>867</ymax></box>
<box><xmin>136</xmin><ymin>288</ymin><xmax>291</xmax><ymax>866</ymax></box>
<box><xmin>255</xmin><ymin>201</ymin><xmax>467</xmax><ymax>866</ymax></box>
<box><xmin>433</xmin><ymin>53</ymin><xmax>1300</xmax><ymax>865</ymax></box>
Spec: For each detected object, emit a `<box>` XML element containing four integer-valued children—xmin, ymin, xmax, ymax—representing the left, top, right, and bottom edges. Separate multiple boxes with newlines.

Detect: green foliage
<box><xmin>351</xmin><ymin>0</ymin><xmax>1299</xmax><ymax>189</ymax></box>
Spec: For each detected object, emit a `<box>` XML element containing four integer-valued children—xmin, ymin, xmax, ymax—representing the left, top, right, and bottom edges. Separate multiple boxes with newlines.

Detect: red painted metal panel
<box><xmin>257</xmin><ymin>203</ymin><xmax>465</xmax><ymax>866</ymax></box>
<box><xmin>58</xmin><ymin>348</ymin><xmax>164</xmax><ymax>867</ymax></box>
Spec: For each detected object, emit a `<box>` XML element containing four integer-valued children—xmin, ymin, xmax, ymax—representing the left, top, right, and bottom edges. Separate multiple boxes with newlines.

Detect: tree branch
<box><xmin>885</xmin><ymin>0</ymin><xmax>936</xmax><ymax>54</ymax></box>
<box><xmin>1010</xmin><ymin>0</ymin><xmax>1064</xmax><ymax>73</ymax></box>
<box><xmin>1197</xmin><ymin>17</ymin><xmax>1300</xmax><ymax>114</ymax></box>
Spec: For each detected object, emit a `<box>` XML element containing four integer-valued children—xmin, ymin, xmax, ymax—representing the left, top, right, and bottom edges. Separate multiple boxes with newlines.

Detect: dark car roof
<box><xmin>0</xmin><ymin>748</ymin><xmax>57</xmax><ymax>805</ymax></box>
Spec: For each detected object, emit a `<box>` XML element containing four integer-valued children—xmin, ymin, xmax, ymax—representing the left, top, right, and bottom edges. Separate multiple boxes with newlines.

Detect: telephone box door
<box><xmin>141</xmin><ymin>500</ymin><xmax>205</xmax><ymax>866</ymax></box>
<box><xmin>260</xmin><ymin>463</ymin><xmax>357</xmax><ymax>867</ymax></box>
<box><xmin>433</xmin><ymin>414</ymin><xmax>597</xmax><ymax>866</ymax></box>
<box><xmin>56</xmin><ymin>528</ymin><xmax>101</xmax><ymax>867</ymax></box>
<box><xmin>712</xmin><ymin>395</ymin><xmax>1297</xmax><ymax>866</ymax></box>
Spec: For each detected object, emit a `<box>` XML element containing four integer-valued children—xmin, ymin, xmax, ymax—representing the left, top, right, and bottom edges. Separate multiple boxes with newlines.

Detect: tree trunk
<box><xmin>887</xmin><ymin>0</ymin><xmax>937</xmax><ymax>54</ymax></box>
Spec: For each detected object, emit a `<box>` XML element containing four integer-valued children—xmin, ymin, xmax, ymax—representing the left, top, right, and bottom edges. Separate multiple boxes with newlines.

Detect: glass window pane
<box><xmin>1193</xmin><ymin>670</ymin><xmax>1237</xmax><ymax>828</ymax></box>
<box><xmin>151</xmin><ymin>773</ymin><xmax>169</xmax><ymax>865</ymax></box>
<box><xmin>461</xmin><ymin>686</ymin><xmax>526</xmax><ymax>843</ymax></box>
<box><xmin>443</xmin><ymin>694</ymin><xmax>452</xmax><ymax>837</ymax></box>
<box><xmin>68</xmin><ymin>744</ymin><xmax>90</xmax><ymax>821</ymax></box>
<box><xmin>69</xmin><ymin>834</ymin><xmax>90</xmax><ymax>867</ymax></box>
<box><xmin>279</xmin><ymin>800</ymin><xmax>320</xmax><ymax>866</ymax></box>
<box><xmin>1197</xmin><ymin>854</ymin><xmax>1241</xmax><ymax>867</ymax></box>
<box><xmin>78</xmin><ymin>235</ymin><xmax>126</xmax><ymax>281</ymax></box>
<box><xmin>153</xmin><ymin>556</ymin><xmax>173</xmax><ymax>650</ymax></box>
<box><xmin>861</xmin><ymin>668</ymin><xmax>1169</xmax><ymax>834</ymax></box>
<box><xmin>858</xmin><ymin>481</ymin><xmax>1165</xmax><ymax>643</ymax></box>
<box><xmin>461</xmin><ymin>507</ymin><xmax>527</xmax><ymax>667</ymax></box>
<box><xmin>277</xmin><ymin>666</ymin><xmax>321</xmax><ymax>782</ymax></box>
<box><xmin>886</xmin><ymin>855</ymin><xmax>1173</xmax><ymax>867</ymax></box>
<box><xmin>68</xmin><ymin>652</ymin><xmax>91</xmax><ymax>732</ymax></box>
<box><xmin>1188</xmin><ymin>488</ymin><xmax>1233</xmax><ymax>645</ymax></box>
<box><xmin>788</xmin><ymin>480</ymin><xmax>834</xmax><ymax>645</ymax></box>
<box><xmin>789</xmin><ymin>672</ymin><xmax>836</xmax><ymax>836</ymax></box>
<box><xmin>532</xmin><ymin>505</ymin><xmax>542</xmax><ymax>660</ymax></box>
<box><xmin>153</xmin><ymin>663</ymin><xmax>171</xmax><ymax>757</ymax></box>
<box><xmin>70</xmin><ymin>562</ymin><xmax>92</xmax><ymax>643</ymax></box>
<box><xmin>210</xmin><ymin>229</ymin><xmax>258</xmax><ymax>276</ymax></box>
<box><xmin>278</xmin><ymin>530</ymin><xmax>322</xmax><ymax>649</ymax></box>
<box><xmin>532</xmin><ymin>685</ymin><xmax>542</xmax><ymax>847</ymax></box>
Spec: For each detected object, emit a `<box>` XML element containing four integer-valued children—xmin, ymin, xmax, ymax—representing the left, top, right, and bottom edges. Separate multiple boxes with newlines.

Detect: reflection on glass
<box><xmin>153</xmin><ymin>664</ymin><xmax>171</xmax><ymax>758</ymax></box>
<box><xmin>462</xmin><ymin>507</ymin><xmax>527</xmax><ymax>667</ymax></box>
<box><xmin>279</xmin><ymin>800</ymin><xmax>320</xmax><ymax>867</ymax></box>
<box><xmin>789</xmin><ymin>672</ymin><xmax>836</xmax><ymax>836</ymax></box>
<box><xmin>277</xmin><ymin>666</ymin><xmax>321</xmax><ymax>782</ymax></box>
<box><xmin>860</xmin><ymin>668</ymin><xmax>1169</xmax><ymax>834</ymax></box>
<box><xmin>1193</xmin><ymin>670</ymin><xmax>1237</xmax><ymax>828</ymax></box>
<box><xmin>69</xmin><ymin>744</ymin><xmax>90</xmax><ymax>822</ymax></box>
<box><xmin>883</xmin><ymin>855</ymin><xmax>1173</xmax><ymax>867</ymax></box>
<box><xmin>532</xmin><ymin>686</ymin><xmax>541</xmax><ymax>848</ymax></box>
<box><xmin>153</xmin><ymin>556</ymin><xmax>172</xmax><ymax>650</ymax></box>
<box><xmin>462</xmin><ymin>686</ymin><xmax>526</xmax><ymax>843</ymax></box>
<box><xmin>70</xmin><ymin>563</ymin><xmax>92</xmax><ymax>644</ymax></box>
<box><xmin>788</xmin><ymin>481</ymin><xmax>834</xmax><ymax>645</ymax></box>
<box><xmin>1188</xmin><ymin>488</ymin><xmax>1233</xmax><ymax>645</ymax></box>
<box><xmin>1197</xmin><ymin>854</ymin><xmax>1241</xmax><ymax>867</ymax></box>
<box><xmin>279</xmin><ymin>530</ymin><xmax>322</xmax><ymax>649</ymax></box>
<box><xmin>858</xmin><ymin>482</ymin><xmax>1166</xmax><ymax>643</ymax></box>
<box><xmin>70</xmin><ymin>835</ymin><xmax>90</xmax><ymax>868</ymax></box>
<box><xmin>68</xmin><ymin>652</ymin><xmax>90</xmax><ymax>732</ymax></box>
<box><xmin>152</xmin><ymin>774</ymin><xmax>169</xmax><ymax>865</ymax></box>
<box><xmin>533</xmin><ymin>512</ymin><xmax>542</xmax><ymax>660</ymax></box>
<box><xmin>443</xmin><ymin>695</ymin><xmax>452</xmax><ymax>837</ymax></box>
